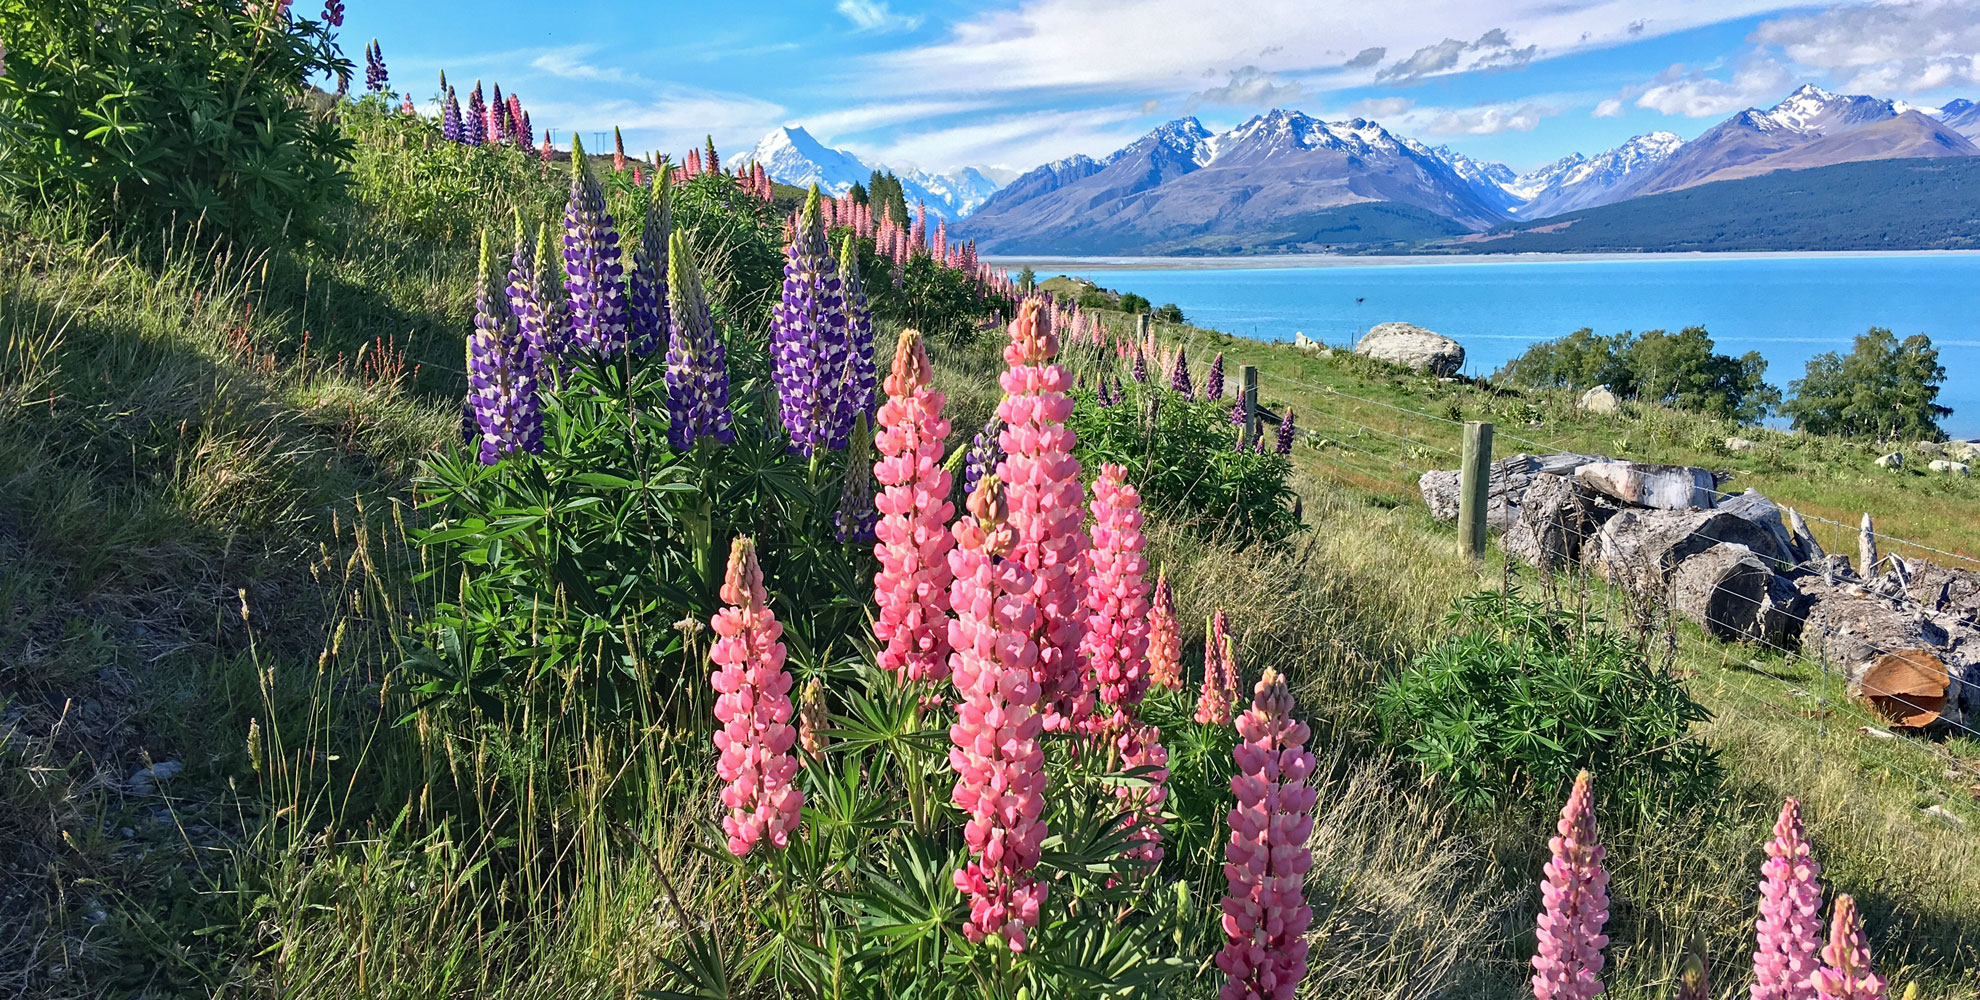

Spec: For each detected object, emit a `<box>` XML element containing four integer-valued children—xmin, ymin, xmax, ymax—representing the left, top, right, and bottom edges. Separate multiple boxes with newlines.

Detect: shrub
<box><xmin>1497</xmin><ymin>325</ymin><xmax>1777</xmax><ymax>423</ymax></box>
<box><xmin>1783</xmin><ymin>327</ymin><xmax>1951</xmax><ymax>440</ymax></box>
<box><xmin>1375</xmin><ymin>590</ymin><xmax>1722</xmax><ymax>817</ymax></box>
<box><xmin>1154</xmin><ymin>302</ymin><xmax>1186</xmax><ymax>325</ymax></box>
<box><xmin>1118</xmin><ymin>291</ymin><xmax>1150</xmax><ymax>314</ymax></box>
<box><xmin>0</xmin><ymin>0</ymin><xmax>353</xmax><ymax>240</ymax></box>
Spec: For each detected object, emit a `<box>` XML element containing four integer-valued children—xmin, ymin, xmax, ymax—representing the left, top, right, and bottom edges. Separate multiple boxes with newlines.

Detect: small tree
<box><xmin>1018</xmin><ymin>266</ymin><xmax>1036</xmax><ymax>292</ymax></box>
<box><xmin>1119</xmin><ymin>292</ymin><xmax>1151</xmax><ymax>314</ymax></box>
<box><xmin>1154</xmin><ymin>303</ymin><xmax>1186</xmax><ymax>325</ymax></box>
<box><xmin>1624</xmin><ymin>326</ymin><xmax>1778</xmax><ymax>424</ymax></box>
<box><xmin>1496</xmin><ymin>328</ymin><xmax>1633</xmax><ymax>394</ymax></box>
<box><xmin>1784</xmin><ymin>328</ymin><xmax>1950</xmax><ymax>440</ymax></box>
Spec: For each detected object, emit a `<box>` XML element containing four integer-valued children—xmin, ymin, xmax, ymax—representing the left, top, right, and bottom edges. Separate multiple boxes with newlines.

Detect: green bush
<box><xmin>1783</xmin><ymin>327</ymin><xmax>1951</xmax><ymax>440</ymax></box>
<box><xmin>1375</xmin><ymin>590</ymin><xmax>1722</xmax><ymax>817</ymax></box>
<box><xmin>0</xmin><ymin>0</ymin><xmax>352</xmax><ymax>240</ymax></box>
<box><xmin>1497</xmin><ymin>325</ymin><xmax>1778</xmax><ymax>423</ymax></box>
<box><xmin>1069</xmin><ymin>379</ymin><xmax>1300</xmax><ymax>548</ymax></box>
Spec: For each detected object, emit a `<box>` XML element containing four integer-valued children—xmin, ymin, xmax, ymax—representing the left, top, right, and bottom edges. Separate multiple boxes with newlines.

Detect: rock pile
<box><xmin>1419</xmin><ymin>454</ymin><xmax>1980</xmax><ymax>733</ymax></box>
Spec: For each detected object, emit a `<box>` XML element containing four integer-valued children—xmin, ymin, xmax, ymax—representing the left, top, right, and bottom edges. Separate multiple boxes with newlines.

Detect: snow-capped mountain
<box><xmin>1416</xmin><ymin>144</ymin><xmax>1523</xmax><ymax>213</ymax></box>
<box><xmin>738</xmin><ymin>126</ymin><xmax>1003</xmax><ymax>220</ymax></box>
<box><xmin>1513</xmin><ymin>131</ymin><xmax>1684</xmax><ymax>217</ymax></box>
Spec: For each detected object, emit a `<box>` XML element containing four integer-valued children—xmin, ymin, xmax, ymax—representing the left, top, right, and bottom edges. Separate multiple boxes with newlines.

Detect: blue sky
<box><xmin>336</xmin><ymin>0</ymin><xmax>1980</xmax><ymax>177</ymax></box>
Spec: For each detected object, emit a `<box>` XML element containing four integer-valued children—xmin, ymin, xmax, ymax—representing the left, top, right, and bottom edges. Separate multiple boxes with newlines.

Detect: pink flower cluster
<box><xmin>708</xmin><ymin>537</ymin><xmax>803</xmax><ymax>857</ymax></box>
<box><xmin>872</xmin><ymin>330</ymin><xmax>956</xmax><ymax>684</ymax></box>
<box><xmin>1531</xmin><ymin>771</ymin><xmax>1610</xmax><ymax>1000</ymax></box>
<box><xmin>1147</xmin><ymin>571</ymin><xmax>1182</xmax><ymax>691</ymax></box>
<box><xmin>1195</xmin><ymin>609</ymin><xmax>1239</xmax><ymax>725</ymax></box>
<box><xmin>1754</xmin><ymin>798</ymin><xmax>1825</xmax><ymax>1000</ymax></box>
<box><xmin>946</xmin><ymin>474</ymin><xmax>1048</xmax><ymax>950</ymax></box>
<box><xmin>1811</xmin><ymin>895</ymin><xmax>1886</xmax><ymax>1000</ymax></box>
<box><xmin>1083</xmin><ymin>463</ymin><xmax>1153</xmax><ymax>729</ymax></box>
<box><xmin>1117</xmin><ymin>722</ymin><xmax>1171</xmax><ymax>872</ymax></box>
<box><xmin>996</xmin><ymin>299</ymin><xmax>1089</xmax><ymax>732</ymax></box>
<box><xmin>1216</xmin><ymin>667</ymin><xmax>1317</xmax><ymax>1000</ymax></box>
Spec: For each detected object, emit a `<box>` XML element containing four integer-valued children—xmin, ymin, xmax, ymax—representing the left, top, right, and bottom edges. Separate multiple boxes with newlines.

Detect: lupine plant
<box><xmin>1531</xmin><ymin>770</ymin><xmax>1610</xmax><ymax>1000</ymax></box>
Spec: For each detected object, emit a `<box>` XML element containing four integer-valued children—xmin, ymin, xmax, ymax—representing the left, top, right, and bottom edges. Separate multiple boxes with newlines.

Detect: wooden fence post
<box><xmin>1460</xmin><ymin>421</ymin><xmax>1494</xmax><ymax>559</ymax></box>
<box><xmin>1240</xmin><ymin>365</ymin><xmax>1259</xmax><ymax>439</ymax></box>
<box><xmin>1136</xmin><ymin>312</ymin><xmax>1150</xmax><ymax>342</ymax></box>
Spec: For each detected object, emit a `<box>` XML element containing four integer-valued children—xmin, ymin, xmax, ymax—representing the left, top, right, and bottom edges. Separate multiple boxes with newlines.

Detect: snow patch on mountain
<box><xmin>739</xmin><ymin>125</ymin><xmax>1003</xmax><ymax>219</ymax></box>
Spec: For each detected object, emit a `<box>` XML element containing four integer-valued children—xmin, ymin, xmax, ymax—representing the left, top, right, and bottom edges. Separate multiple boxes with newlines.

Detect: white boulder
<box><xmin>1353</xmin><ymin>322</ymin><xmax>1464</xmax><ymax>376</ymax></box>
<box><xmin>1578</xmin><ymin>386</ymin><xmax>1622</xmax><ymax>416</ymax></box>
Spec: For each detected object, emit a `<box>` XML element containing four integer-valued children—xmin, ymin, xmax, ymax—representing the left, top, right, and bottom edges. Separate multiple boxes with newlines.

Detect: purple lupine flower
<box><xmin>520</xmin><ymin>112</ymin><xmax>534</xmax><ymax>153</ymax></box>
<box><xmin>834</xmin><ymin>414</ymin><xmax>880</xmax><ymax>543</ymax></box>
<box><xmin>771</xmin><ymin>188</ymin><xmax>849</xmax><ymax>457</ymax></box>
<box><xmin>1231</xmin><ymin>400</ymin><xmax>1248</xmax><ymax>452</ymax></box>
<box><xmin>960</xmin><ymin>415</ymin><xmax>1005</xmax><ymax>508</ymax></box>
<box><xmin>468</xmin><ymin>233</ymin><xmax>541</xmax><ymax>464</ymax></box>
<box><xmin>664</xmin><ymin>229</ymin><xmax>734</xmax><ymax>449</ymax></box>
<box><xmin>561</xmin><ymin>135</ymin><xmax>629</xmax><ymax>357</ymax></box>
<box><xmin>1252</xmin><ymin>436</ymin><xmax>1266</xmax><ymax>455</ymax></box>
<box><xmin>491</xmin><ymin>83</ymin><xmax>508</xmax><ymax>143</ymax></box>
<box><xmin>364</xmin><ymin>40</ymin><xmax>388</xmax><ymax>94</ymax></box>
<box><xmin>1206</xmin><ymin>351</ymin><xmax>1226</xmax><ymax>401</ymax></box>
<box><xmin>626</xmin><ymin>174</ymin><xmax>672</xmax><ymax>357</ymax></box>
<box><xmin>1276</xmin><ymin>407</ymin><xmax>1295</xmax><ymax>455</ymax></box>
<box><xmin>1132</xmin><ymin>348</ymin><xmax>1147</xmax><ymax>383</ymax></box>
<box><xmin>441</xmin><ymin>86</ymin><xmax>462</xmax><ymax>142</ymax></box>
<box><xmin>1168</xmin><ymin>345</ymin><xmax>1193</xmax><ymax>399</ymax></box>
<box><xmin>1097</xmin><ymin>377</ymin><xmax>1113</xmax><ymax>407</ymax></box>
<box><xmin>464</xmin><ymin>82</ymin><xmax>486</xmax><ymax>146</ymax></box>
<box><xmin>834</xmin><ymin>234</ymin><xmax>877</xmax><ymax>440</ymax></box>
<box><xmin>505</xmin><ymin>214</ymin><xmax>540</xmax><ymax>370</ymax></box>
<box><xmin>531</xmin><ymin>220</ymin><xmax>571</xmax><ymax>365</ymax></box>
<box><xmin>320</xmin><ymin>0</ymin><xmax>343</xmax><ymax>26</ymax></box>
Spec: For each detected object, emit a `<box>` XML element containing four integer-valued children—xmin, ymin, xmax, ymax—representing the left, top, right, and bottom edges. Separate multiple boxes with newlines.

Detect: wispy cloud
<box><xmin>1376</xmin><ymin>28</ymin><xmax>1536</xmax><ymax>83</ymax></box>
<box><xmin>799</xmin><ymin>99</ymin><xmax>1000</xmax><ymax>138</ymax></box>
<box><xmin>1623</xmin><ymin>57</ymin><xmax>1793</xmax><ymax>117</ymax></box>
<box><xmin>526</xmin><ymin>87</ymin><xmax>787</xmax><ymax>157</ymax></box>
<box><xmin>837</xmin><ymin>0</ymin><xmax>922</xmax><ymax>33</ymax></box>
<box><xmin>855</xmin><ymin>106</ymin><xmax>1151</xmax><ymax>174</ymax></box>
<box><xmin>531</xmin><ymin>47</ymin><xmax>648</xmax><ymax>86</ymax></box>
<box><xmin>1752</xmin><ymin>0</ymin><xmax>1980</xmax><ymax>94</ymax></box>
<box><xmin>1185</xmin><ymin>66</ymin><xmax>1304</xmax><ymax>109</ymax></box>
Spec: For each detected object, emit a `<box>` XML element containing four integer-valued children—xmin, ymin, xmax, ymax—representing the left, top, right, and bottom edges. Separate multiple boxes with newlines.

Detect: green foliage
<box><xmin>866</xmin><ymin>169</ymin><xmax>910</xmax><ymax>227</ymax></box>
<box><xmin>1118</xmin><ymin>292</ymin><xmax>1150</xmax><ymax>314</ymax></box>
<box><xmin>1783</xmin><ymin>328</ymin><xmax>1951</xmax><ymax>441</ymax></box>
<box><xmin>1068</xmin><ymin>379</ymin><xmax>1300</xmax><ymax>548</ymax></box>
<box><xmin>1018</xmin><ymin>266</ymin><xmax>1036</xmax><ymax>292</ymax></box>
<box><xmin>1375</xmin><ymin>590</ymin><xmax>1723</xmax><ymax>817</ymax></box>
<box><xmin>1497</xmin><ymin>325</ymin><xmax>1778</xmax><ymax>423</ymax></box>
<box><xmin>342</xmin><ymin>98</ymin><xmax>562</xmax><ymax>245</ymax></box>
<box><xmin>1154</xmin><ymin>303</ymin><xmax>1185</xmax><ymax>325</ymax></box>
<box><xmin>0</xmin><ymin>0</ymin><xmax>353</xmax><ymax>240</ymax></box>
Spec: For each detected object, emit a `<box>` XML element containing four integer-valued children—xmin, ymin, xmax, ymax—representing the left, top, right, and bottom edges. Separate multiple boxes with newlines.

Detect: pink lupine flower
<box><xmin>1531</xmin><ymin>771</ymin><xmax>1610</xmax><ymax>1000</ymax></box>
<box><xmin>1811</xmin><ymin>895</ymin><xmax>1885</xmax><ymax>1000</ymax></box>
<box><xmin>873</xmin><ymin>329</ymin><xmax>956</xmax><ymax>684</ymax></box>
<box><xmin>1194</xmin><ymin>611</ymin><xmax>1238</xmax><ymax>725</ymax></box>
<box><xmin>708</xmin><ymin>537</ymin><xmax>803</xmax><ymax>856</ymax></box>
<box><xmin>1754</xmin><ymin>798</ymin><xmax>1824</xmax><ymax>1000</ymax></box>
<box><xmin>1215</xmin><ymin>667</ymin><xmax>1317</xmax><ymax>1000</ymax></box>
<box><xmin>996</xmin><ymin>298</ymin><xmax>1089</xmax><ymax>731</ymax></box>
<box><xmin>1147</xmin><ymin>571</ymin><xmax>1182</xmax><ymax>690</ymax></box>
<box><xmin>946</xmin><ymin>475</ymin><xmax>1047</xmax><ymax>951</ymax></box>
<box><xmin>1082</xmin><ymin>463</ymin><xmax>1152</xmax><ymax>728</ymax></box>
<box><xmin>1116</xmin><ymin>721</ymin><xmax>1170</xmax><ymax>872</ymax></box>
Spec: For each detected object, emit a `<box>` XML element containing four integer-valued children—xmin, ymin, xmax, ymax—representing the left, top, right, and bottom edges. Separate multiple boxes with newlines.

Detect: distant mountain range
<box><xmin>739</xmin><ymin>126</ymin><xmax>1002</xmax><ymax>220</ymax></box>
<box><xmin>955</xmin><ymin>84</ymin><xmax>1980</xmax><ymax>254</ymax></box>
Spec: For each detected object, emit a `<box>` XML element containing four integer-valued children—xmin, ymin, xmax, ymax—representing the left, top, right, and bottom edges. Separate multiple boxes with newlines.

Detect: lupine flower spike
<box><xmin>664</xmin><ymin>231</ymin><xmax>734</xmax><ymax>449</ymax></box>
<box><xmin>1147</xmin><ymin>571</ymin><xmax>1182</xmax><ymax>690</ymax></box>
<box><xmin>1169</xmin><ymin>346</ymin><xmax>1194</xmax><ymax>398</ymax></box>
<box><xmin>364</xmin><ymin>40</ymin><xmax>387</xmax><ymax>93</ymax></box>
<box><xmin>1811</xmin><ymin>895</ymin><xmax>1886</xmax><ymax>1000</ymax></box>
<box><xmin>960</xmin><ymin>415</ymin><xmax>1004</xmax><ymax>511</ymax></box>
<box><xmin>442</xmin><ymin>86</ymin><xmax>462</xmax><ymax>142</ymax></box>
<box><xmin>627</xmin><ymin>175</ymin><xmax>672</xmax><ymax>356</ymax></box>
<box><xmin>466</xmin><ymin>233</ymin><xmax>541</xmax><ymax>463</ymax></box>
<box><xmin>1117</xmin><ymin>721</ymin><xmax>1170</xmax><ymax>873</ymax></box>
<box><xmin>708</xmin><ymin>537</ymin><xmax>803</xmax><ymax>856</ymax></box>
<box><xmin>835</xmin><ymin>235</ymin><xmax>878</xmax><ymax>439</ymax></box>
<box><xmin>947</xmin><ymin>474</ymin><xmax>1047</xmax><ymax>950</ymax></box>
<box><xmin>1082</xmin><ymin>463</ymin><xmax>1153</xmax><ymax>730</ymax></box>
<box><xmin>835</xmin><ymin>414</ymin><xmax>880</xmax><ymax>544</ymax></box>
<box><xmin>530</xmin><ymin>221</ymin><xmax>571</xmax><ymax>365</ymax></box>
<box><xmin>798</xmin><ymin>676</ymin><xmax>828</xmax><ymax>758</ymax></box>
<box><xmin>873</xmin><ymin>329</ymin><xmax>956</xmax><ymax>683</ymax></box>
<box><xmin>1194</xmin><ymin>614</ymin><xmax>1234</xmax><ymax>725</ymax></box>
<box><xmin>1207</xmin><ymin>352</ymin><xmax>1227</xmax><ymax>400</ymax></box>
<box><xmin>561</xmin><ymin>135</ymin><xmax>628</xmax><ymax>356</ymax></box>
<box><xmin>613</xmin><ymin>126</ymin><xmax>627</xmax><ymax>172</ymax></box>
<box><xmin>1754</xmin><ymin>798</ymin><xmax>1825</xmax><ymax>1000</ymax></box>
<box><xmin>465</xmin><ymin>82</ymin><xmax>485</xmax><ymax>145</ymax></box>
<box><xmin>1531</xmin><ymin>771</ymin><xmax>1611</xmax><ymax>1000</ymax></box>
<box><xmin>505</xmin><ymin>213</ymin><xmax>545</xmax><ymax>373</ymax></box>
<box><xmin>996</xmin><ymin>299</ymin><xmax>1089</xmax><ymax>731</ymax></box>
<box><xmin>772</xmin><ymin>188</ymin><xmax>849</xmax><ymax>456</ymax></box>
<box><xmin>1215</xmin><ymin>667</ymin><xmax>1317</xmax><ymax>1000</ymax></box>
<box><xmin>1276</xmin><ymin>409</ymin><xmax>1296</xmax><ymax>455</ymax></box>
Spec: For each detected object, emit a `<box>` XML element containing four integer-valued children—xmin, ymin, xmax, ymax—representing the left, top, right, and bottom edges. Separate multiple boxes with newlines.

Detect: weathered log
<box><xmin>1797</xmin><ymin>577</ymin><xmax>1980</xmax><ymax>731</ymax></box>
<box><xmin>1501</xmin><ymin>473</ymin><xmax>1617</xmax><ymax>571</ymax></box>
<box><xmin>1418</xmin><ymin>452</ymin><xmax>1609</xmax><ymax>527</ymax></box>
<box><xmin>1905</xmin><ymin>561</ymin><xmax>1980</xmax><ymax>628</ymax></box>
<box><xmin>1859</xmin><ymin>514</ymin><xmax>1878</xmax><ymax>580</ymax></box>
<box><xmin>1582</xmin><ymin>507</ymin><xmax>1791</xmax><ymax>598</ymax></box>
<box><xmin>1670</xmin><ymin>543</ymin><xmax>1772</xmax><ymax>640</ymax></box>
<box><xmin>1712</xmin><ymin>489</ymin><xmax>1799</xmax><ymax>567</ymax></box>
<box><xmin>1574</xmin><ymin>460</ymin><xmax>1718</xmax><ymax>509</ymax></box>
<box><xmin>1784</xmin><ymin>506</ymin><xmax>1825</xmax><ymax>560</ymax></box>
<box><xmin>1753</xmin><ymin>572</ymin><xmax>1809</xmax><ymax>649</ymax></box>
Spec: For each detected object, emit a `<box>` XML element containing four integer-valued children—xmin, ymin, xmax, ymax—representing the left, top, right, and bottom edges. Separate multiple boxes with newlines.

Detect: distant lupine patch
<box><xmin>663</xmin><ymin>230</ymin><xmax>734</xmax><ymax>450</ymax></box>
<box><xmin>627</xmin><ymin>176</ymin><xmax>672</xmax><ymax>357</ymax></box>
<box><xmin>772</xmin><ymin>189</ymin><xmax>850</xmax><ymax>457</ymax></box>
<box><xmin>561</xmin><ymin>136</ymin><xmax>629</xmax><ymax>356</ymax></box>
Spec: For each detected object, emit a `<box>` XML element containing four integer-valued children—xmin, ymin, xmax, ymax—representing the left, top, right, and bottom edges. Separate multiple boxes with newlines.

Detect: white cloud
<box><xmin>1377</xmin><ymin>28</ymin><xmax>1536</xmax><ymax>82</ymax></box>
<box><xmin>531</xmin><ymin>47</ymin><xmax>647</xmax><ymax>86</ymax></box>
<box><xmin>1341</xmin><ymin>96</ymin><xmax>1415</xmax><ymax>118</ymax></box>
<box><xmin>1186</xmin><ymin>66</ymin><xmax>1304</xmax><ymax>109</ymax></box>
<box><xmin>799</xmin><ymin>99</ymin><xmax>999</xmax><ymax>138</ymax></box>
<box><xmin>1628</xmin><ymin>57</ymin><xmax>1793</xmax><ymax>117</ymax></box>
<box><xmin>1752</xmin><ymin>0</ymin><xmax>1980</xmax><ymax>94</ymax></box>
<box><xmin>1401</xmin><ymin>100</ymin><xmax>1558</xmax><ymax>134</ymax></box>
<box><xmin>1592</xmin><ymin>97</ymin><xmax>1626</xmax><ymax>117</ymax></box>
<box><xmin>853</xmin><ymin>106</ymin><xmax>1151</xmax><ymax>175</ymax></box>
<box><xmin>837</xmin><ymin>0</ymin><xmax>922</xmax><ymax>33</ymax></box>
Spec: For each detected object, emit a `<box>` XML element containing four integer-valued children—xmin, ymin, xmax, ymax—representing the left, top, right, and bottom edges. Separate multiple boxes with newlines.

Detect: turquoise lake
<box><xmin>988</xmin><ymin>253</ymin><xmax>1980</xmax><ymax>439</ymax></box>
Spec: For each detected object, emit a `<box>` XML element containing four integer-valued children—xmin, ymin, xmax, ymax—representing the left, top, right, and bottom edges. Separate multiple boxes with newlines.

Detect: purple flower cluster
<box><xmin>320</xmin><ymin>0</ymin><xmax>343</xmax><ymax>26</ymax></box>
<box><xmin>627</xmin><ymin>176</ymin><xmax>672</xmax><ymax>357</ymax></box>
<box><xmin>464</xmin><ymin>82</ymin><xmax>486</xmax><ymax>146</ymax></box>
<box><xmin>1169</xmin><ymin>346</ymin><xmax>1194</xmax><ymax>399</ymax></box>
<box><xmin>467</xmin><ymin>234</ymin><xmax>543</xmax><ymax>464</ymax></box>
<box><xmin>364</xmin><ymin>39</ymin><xmax>388</xmax><ymax>94</ymax></box>
<box><xmin>836</xmin><ymin>236</ymin><xmax>877</xmax><ymax>434</ymax></box>
<box><xmin>1132</xmin><ymin>348</ymin><xmax>1148</xmax><ymax>384</ymax></box>
<box><xmin>960</xmin><ymin>415</ymin><xmax>1005</xmax><ymax>507</ymax></box>
<box><xmin>1206</xmin><ymin>352</ymin><xmax>1226</xmax><ymax>401</ymax></box>
<box><xmin>772</xmin><ymin>189</ymin><xmax>850</xmax><ymax>457</ymax></box>
<box><xmin>562</xmin><ymin>137</ymin><xmax>629</xmax><ymax>356</ymax></box>
<box><xmin>441</xmin><ymin>87</ymin><xmax>462</xmax><ymax>142</ymax></box>
<box><xmin>665</xmin><ymin>230</ymin><xmax>734</xmax><ymax>451</ymax></box>
<box><xmin>1276</xmin><ymin>408</ymin><xmax>1295</xmax><ymax>455</ymax></box>
<box><xmin>1097</xmin><ymin>378</ymin><xmax>1114</xmax><ymax>407</ymax></box>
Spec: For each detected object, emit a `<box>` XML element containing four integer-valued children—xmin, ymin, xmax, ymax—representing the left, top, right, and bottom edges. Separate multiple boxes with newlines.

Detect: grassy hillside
<box><xmin>4</xmin><ymin>108</ymin><xmax>1978</xmax><ymax>1000</ymax></box>
<box><xmin>1445</xmin><ymin>156</ymin><xmax>1980</xmax><ymax>253</ymax></box>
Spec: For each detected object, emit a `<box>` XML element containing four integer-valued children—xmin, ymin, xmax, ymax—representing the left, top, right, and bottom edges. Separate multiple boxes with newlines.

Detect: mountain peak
<box><xmin>742</xmin><ymin>126</ymin><xmax>1002</xmax><ymax>218</ymax></box>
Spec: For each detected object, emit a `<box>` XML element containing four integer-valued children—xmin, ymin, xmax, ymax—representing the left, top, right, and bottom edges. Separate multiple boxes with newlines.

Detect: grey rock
<box><xmin>1574</xmin><ymin>460</ymin><xmax>1718</xmax><ymax>509</ymax></box>
<box><xmin>1929</xmin><ymin>459</ymin><xmax>1971</xmax><ymax>476</ymax></box>
<box><xmin>1713</xmin><ymin>489</ymin><xmax>1799</xmax><ymax>566</ymax></box>
<box><xmin>1577</xmin><ymin>385</ymin><xmax>1621</xmax><ymax>415</ymax></box>
<box><xmin>1874</xmin><ymin>451</ymin><xmax>1903</xmax><ymax>470</ymax></box>
<box><xmin>127</xmin><ymin>760</ymin><xmax>183</xmax><ymax>796</ymax></box>
<box><xmin>1724</xmin><ymin>436</ymin><xmax>1757</xmax><ymax>452</ymax></box>
<box><xmin>1354</xmin><ymin>322</ymin><xmax>1464</xmax><ymax>376</ymax></box>
<box><xmin>1293</xmin><ymin>331</ymin><xmax>1322</xmax><ymax>351</ymax></box>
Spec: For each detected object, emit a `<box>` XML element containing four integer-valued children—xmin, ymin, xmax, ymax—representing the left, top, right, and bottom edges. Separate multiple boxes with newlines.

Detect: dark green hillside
<box><xmin>1445</xmin><ymin>156</ymin><xmax>1980</xmax><ymax>253</ymax></box>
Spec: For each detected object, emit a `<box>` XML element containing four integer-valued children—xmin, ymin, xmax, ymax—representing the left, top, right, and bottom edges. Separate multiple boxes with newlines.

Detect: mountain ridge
<box><xmin>739</xmin><ymin>126</ymin><xmax>1002</xmax><ymax>220</ymax></box>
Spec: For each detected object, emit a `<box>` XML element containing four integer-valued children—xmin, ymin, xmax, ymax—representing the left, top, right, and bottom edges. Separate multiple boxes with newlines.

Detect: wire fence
<box><xmin>1270</xmin><ymin>375</ymin><xmax>1980</xmax><ymax>821</ymax></box>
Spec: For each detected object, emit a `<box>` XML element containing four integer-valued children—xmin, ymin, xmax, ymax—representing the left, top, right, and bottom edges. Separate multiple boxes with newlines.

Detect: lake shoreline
<box><xmin>984</xmin><ymin>249</ymin><xmax>1980</xmax><ymax>271</ymax></box>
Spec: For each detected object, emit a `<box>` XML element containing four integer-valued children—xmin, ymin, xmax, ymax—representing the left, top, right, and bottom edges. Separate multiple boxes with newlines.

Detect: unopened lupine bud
<box><xmin>1147</xmin><ymin>571</ymin><xmax>1182</xmax><ymax>690</ymax></box>
<box><xmin>1811</xmin><ymin>895</ymin><xmax>1885</xmax><ymax>1000</ymax></box>
<box><xmin>798</xmin><ymin>676</ymin><xmax>828</xmax><ymax>758</ymax></box>
<box><xmin>835</xmin><ymin>414</ymin><xmax>880</xmax><ymax>544</ymax></box>
<box><xmin>627</xmin><ymin>177</ymin><xmax>672</xmax><ymax>357</ymax></box>
<box><xmin>709</xmin><ymin>537</ymin><xmax>803</xmax><ymax>856</ymax></box>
